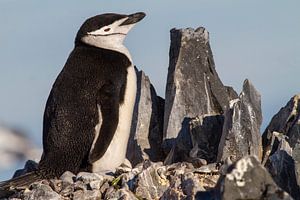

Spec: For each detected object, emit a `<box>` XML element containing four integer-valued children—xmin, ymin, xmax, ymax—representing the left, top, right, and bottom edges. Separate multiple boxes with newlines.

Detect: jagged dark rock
<box><xmin>189</xmin><ymin>114</ymin><xmax>224</xmax><ymax>163</ymax></box>
<box><xmin>265</xmin><ymin>137</ymin><xmax>300</xmax><ymax>199</ymax></box>
<box><xmin>164</xmin><ymin>114</ymin><xmax>224</xmax><ymax>165</ymax></box>
<box><xmin>163</xmin><ymin>27</ymin><xmax>237</xmax><ymax>153</ymax></box>
<box><xmin>127</xmin><ymin>69</ymin><xmax>165</xmax><ymax>167</ymax></box>
<box><xmin>217</xmin><ymin>156</ymin><xmax>292</xmax><ymax>200</ymax></box>
<box><xmin>262</xmin><ymin>94</ymin><xmax>300</xmax><ymax>161</ymax></box>
<box><xmin>13</xmin><ymin>160</ymin><xmax>38</xmax><ymax>178</ymax></box>
<box><xmin>217</xmin><ymin>79</ymin><xmax>262</xmax><ymax>163</ymax></box>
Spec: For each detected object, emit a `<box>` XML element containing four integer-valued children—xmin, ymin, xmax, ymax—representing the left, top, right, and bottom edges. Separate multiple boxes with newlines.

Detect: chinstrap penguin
<box><xmin>0</xmin><ymin>12</ymin><xmax>145</xmax><ymax>197</ymax></box>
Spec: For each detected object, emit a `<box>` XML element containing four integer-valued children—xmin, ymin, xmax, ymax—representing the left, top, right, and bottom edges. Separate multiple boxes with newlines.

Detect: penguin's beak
<box><xmin>120</xmin><ymin>12</ymin><xmax>146</xmax><ymax>26</ymax></box>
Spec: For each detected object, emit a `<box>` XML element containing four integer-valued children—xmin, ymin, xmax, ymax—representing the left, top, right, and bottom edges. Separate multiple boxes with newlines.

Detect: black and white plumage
<box><xmin>0</xmin><ymin>12</ymin><xmax>145</xmax><ymax>195</ymax></box>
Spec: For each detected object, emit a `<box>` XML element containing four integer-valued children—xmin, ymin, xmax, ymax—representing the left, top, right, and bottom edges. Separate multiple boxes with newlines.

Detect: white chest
<box><xmin>91</xmin><ymin>64</ymin><xmax>136</xmax><ymax>172</ymax></box>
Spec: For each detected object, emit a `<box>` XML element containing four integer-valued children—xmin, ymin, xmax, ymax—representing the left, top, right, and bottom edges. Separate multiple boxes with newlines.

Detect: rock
<box><xmin>13</xmin><ymin>160</ymin><xmax>38</xmax><ymax>178</ymax></box>
<box><xmin>262</xmin><ymin>94</ymin><xmax>300</xmax><ymax>160</ymax></box>
<box><xmin>23</xmin><ymin>183</ymin><xmax>60</xmax><ymax>200</ymax></box>
<box><xmin>217</xmin><ymin>156</ymin><xmax>292</xmax><ymax>200</ymax></box>
<box><xmin>293</xmin><ymin>142</ymin><xmax>300</xmax><ymax>187</ymax></box>
<box><xmin>49</xmin><ymin>179</ymin><xmax>62</xmax><ymax>193</ymax></box>
<box><xmin>127</xmin><ymin>69</ymin><xmax>165</xmax><ymax>167</ymax></box>
<box><xmin>59</xmin><ymin>183</ymin><xmax>74</xmax><ymax>198</ymax></box>
<box><xmin>266</xmin><ymin>139</ymin><xmax>300</xmax><ymax>199</ymax></box>
<box><xmin>189</xmin><ymin>114</ymin><xmax>224</xmax><ymax>163</ymax></box>
<box><xmin>164</xmin><ymin>117</ymin><xmax>193</xmax><ymax>165</ymax></box>
<box><xmin>163</xmin><ymin>27</ymin><xmax>237</xmax><ymax>152</ymax></box>
<box><xmin>76</xmin><ymin>172</ymin><xmax>103</xmax><ymax>184</ymax></box>
<box><xmin>59</xmin><ymin>171</ymin><xmax>75</xmax><ymax>184</ymax></box>
<box><xmin>105</xmin><ymin>188</ymin><xmax>138</xmax><ymax>200</ymax></box>
<box><xmin>217</xmin><ymin>79</ymin><xmax>262</xmax><ymax>162</ymax></box>
<box><xmin>73</xmin><ymin>190</ymin><xmax>101</xmax><ymax>200</ymax></box>
<box><xmin>164</xmin><ymin>114</ymin><xmax>224</xmax><ymax>165</ymax></box>
<box><xmin>135</xmin><ymin>162</ymin><xmax>169</xmax><ymax>199</ymax></box>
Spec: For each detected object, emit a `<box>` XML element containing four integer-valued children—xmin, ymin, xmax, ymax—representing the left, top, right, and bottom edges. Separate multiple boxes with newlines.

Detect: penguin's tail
<box><xmin>0</xmin><ymin>170</ymin><xmax>44</xmax><ymax>198</ymax></box>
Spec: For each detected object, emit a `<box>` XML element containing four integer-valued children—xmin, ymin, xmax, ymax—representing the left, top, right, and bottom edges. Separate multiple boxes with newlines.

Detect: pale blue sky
<box><xmin>0</xmin><ymin>1</ymin><xmax>299</xmax><ymax>177</ymax></box>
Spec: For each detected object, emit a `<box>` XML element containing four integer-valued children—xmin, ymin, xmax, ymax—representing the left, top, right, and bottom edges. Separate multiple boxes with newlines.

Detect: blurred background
<box><xmin>0</xmin><ymin>0</ymin><xmax>299</xmax><ymax>180</ymax></box>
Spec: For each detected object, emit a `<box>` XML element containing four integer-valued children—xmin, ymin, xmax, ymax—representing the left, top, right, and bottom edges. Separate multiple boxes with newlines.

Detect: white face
<box><xmin>81</xmin><ymin>17</ymin><xmax>136</xmax><ymax>51</ymax></box>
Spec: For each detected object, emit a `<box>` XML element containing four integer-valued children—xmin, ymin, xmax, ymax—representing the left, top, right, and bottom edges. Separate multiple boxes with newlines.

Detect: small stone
<box><xmin>135</xmin><ymin>163</ymin><xmax>169</xmax><ymax>199</ymax></box>
<box><xmin>49</xmin><ymin>179</ymin><xmax>62</xmax><ymax>193</ymax></box>
<box><xmin>105</xmin><ymin>188</ymin><xmax>138</xmax><ymax>200</ymax></box>
<box><xmin>23</xmin><ymin>183</ymin><xmax>61</xmax><ymax>200</ymax></box>
<box><xmin>60</xmin><ymin>171</ymin><xmax>75</xmax><ymax>184</ymax></box>
<box><xmin>88</xmin><ymin>180</ymin><xmax>102</xmax><ymax>190</ymax></box>
<box><xmin>59</xmin><ymin>183</ymin><xmax>74</xmax><ymax>198</ymax></box>
<box><xmin>76</xmin><ymin>172</ymin><xmax>103</xmax><ymax>184</ymax></box>
<box><xmin>100</xmin><ymin>181</ymin><xmax>110</xmax><ymax>194</ymax></box>
<box><xmin>72</xmin><ymin>190</ymin><xmax>84</xmax><ymax>200</ymax></box>
<box><xmin>73</xmin><ymin>181</ymin><xmax>86</xmax><ymax>191</ymax></box>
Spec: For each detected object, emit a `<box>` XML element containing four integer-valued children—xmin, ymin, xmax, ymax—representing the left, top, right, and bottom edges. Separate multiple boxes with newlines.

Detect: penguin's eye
<box><xmin>104</xmin><ymin>28</ymin><xmax>111</xmax><ymax>32</ymax></box>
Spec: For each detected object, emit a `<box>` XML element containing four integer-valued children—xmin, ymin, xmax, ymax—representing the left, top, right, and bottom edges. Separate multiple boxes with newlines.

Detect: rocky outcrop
<box><xmin>126</xmin><ymin>69</ymin><xmax>165</xmax><ymax>166</ymax></box>
<box><xmin>216</xmin><ymin>156</ymin><xmax>292</xmax><ymax>200</ymax></box>
<box><xmin>262</xmin><ymin>94</ymin><xmax>300</xmax><ymax>161</ymax></box>
<box><xmin>217</xmin><ymin>79</ymin><xmax>263</xmax><ymax>162</ymax></box>
<box><xmin>163</xmin><ymin>27</ymin><xmax>237</xmax><ymax>152</ymax></box>
<box><xmin>265</xmin><ymin>137</ymin><xmax>300</xmax><ymax>199</ymax></box>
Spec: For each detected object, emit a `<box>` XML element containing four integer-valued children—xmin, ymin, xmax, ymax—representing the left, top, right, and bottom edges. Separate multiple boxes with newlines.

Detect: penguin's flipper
<box><xmin>89</xmin><ymin>83</ymin><xmax>120</xmax><ymax>163</ymax></box>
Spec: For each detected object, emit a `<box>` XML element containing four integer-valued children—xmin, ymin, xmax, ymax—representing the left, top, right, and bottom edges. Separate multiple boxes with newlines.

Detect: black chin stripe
<box><xmin>88</xmin><ymin>33</ymin><xmax>126</xmax><ymax>37</ymax></box>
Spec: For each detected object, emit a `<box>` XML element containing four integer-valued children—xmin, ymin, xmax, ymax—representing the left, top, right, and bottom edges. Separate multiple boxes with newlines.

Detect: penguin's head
<box><xmin>76</xmin><ymin>12</ymin><xmax>146</xmax><ymax>49</ymax></box>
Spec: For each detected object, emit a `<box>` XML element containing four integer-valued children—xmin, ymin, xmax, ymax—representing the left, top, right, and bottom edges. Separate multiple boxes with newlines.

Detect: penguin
<box><xmin>0</xmin><ymin>12</ymin><xmax>145</xmax><ymax>195</ymax></box>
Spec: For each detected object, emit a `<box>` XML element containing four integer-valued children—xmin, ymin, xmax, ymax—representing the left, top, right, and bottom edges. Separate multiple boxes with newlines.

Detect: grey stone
<box><xmin>262</xmin><ymin>94</ymin><xmax>300</xmax><ymax>161</ymax></box>
<box><xmin>23</xmin><ymin>183</ymin><xmax>61</xmax><ymax>200</ymax></box>
<box><xmin>105</xmin><ymin>188</ymin><xmax>138</xmax><ymax>200</ymax></box>
<box><xmin>266</xmin><ymin>139</ymin><xmax>300</xmax><ymax>199</ymax></box>
<box><xmin>73</xmin><ymin>190</ymin><xmax>101</xmax><ymax>200</ymax></box>
<box><xmin>293</xmin><ymin>142</ymin><xmax>300</xmax><ymax>187</ymax></box>
<box><xmin>59</xmin><ymin>171</ymin><xmax>75</xmax><ymax>184</ymax></box>
<box><xmin>164</xmin><ymin>114</ymin><xmax>224</xmax><ymax>165</ymax></box>
<box><xmin>218</xmin><ymin>156</ymin><xmax>292</xmax><ymax>200</ymax></box>
<box><xmin>217</xmin><ymin>79</ymin><xmax>263</xmax><ymax>162</ymax></box>
<box><xmin>76</xmin><ymin>172</ymin><xmax>103</xmax><ymax>184</ymax></box>
<box><xmin>163</xmin><ymin>27</ymin><xmax>236</xmax><ymax>152</ymax></box>
<box><xmin>88</xmin><ymin>180</ymin><xmax>102</xmax><ymax>190</ymax></box>
<box><xmin>127</xmin><ymin>69</ymin><xmax>165</xmax><ymax>167</ymax></box>
<box><xmin>59</xmin><ymin>183</ymin><xmax>74</xmax><ymax>198</ymax></box>
<box><xmin>135</xmin><ymin>162</ymin><xmax>169</xmax><ymax>199</ymax></box>
<box><xmin>73</xmin><ymin>181</ymin><xmax>87</xmax><ymax>191</ymax></box>
<box><xmin>99</xmin><ymin>181</ymin><xmax>110</xmax><ymax>194</ymax></box>
<box><xmin>49</xmin><ymin>179</ymin><xmax>62</xmax><ymax>193</ymax></box>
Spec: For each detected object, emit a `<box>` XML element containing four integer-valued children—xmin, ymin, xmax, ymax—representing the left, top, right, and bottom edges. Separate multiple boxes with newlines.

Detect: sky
<box><xmin>0</xmin><ymin>1</ymin><xmax>299</xmax><ymax>179</ymax></box>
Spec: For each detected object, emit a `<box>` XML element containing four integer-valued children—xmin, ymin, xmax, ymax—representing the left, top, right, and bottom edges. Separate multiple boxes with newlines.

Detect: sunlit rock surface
<box><xmin>126</xmin><ymin>69</ymin><xmax>165</xmax><ymax>167</ymax></box>
<box><xmin>163</xmin><ymin>27</ymin><xmax>236</xmax><ymax>153</ymax></box>
<box><xmin>217</xmin><ymin>79</ymin><xmax>263</xmax><ymax>162</ymax></box>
